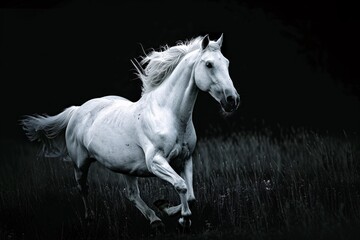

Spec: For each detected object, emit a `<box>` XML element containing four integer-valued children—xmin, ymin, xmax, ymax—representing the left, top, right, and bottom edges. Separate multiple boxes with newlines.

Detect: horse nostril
<box><xmin>226</xmin><ymin>96</ymin><xmax>236</xmax><ymax>106</ymax></box>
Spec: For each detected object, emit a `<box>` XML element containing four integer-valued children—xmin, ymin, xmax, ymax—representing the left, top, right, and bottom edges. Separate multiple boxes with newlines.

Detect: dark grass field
<box><xmin>1</xmin><ymin>127</ymin><xmax>360</xmax><ymax>240</ymax></box>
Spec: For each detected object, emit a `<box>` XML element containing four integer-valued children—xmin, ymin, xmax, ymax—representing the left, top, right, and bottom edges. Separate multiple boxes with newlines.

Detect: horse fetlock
<box><xmin>181</xmin><ymin>208</ymin><xmax>192</xmax><ymax>217</ymax></box>
<box><xmin>174</xmin><ymin>180</ymin><xmax>187</xmax><ymax>194</ymax></box>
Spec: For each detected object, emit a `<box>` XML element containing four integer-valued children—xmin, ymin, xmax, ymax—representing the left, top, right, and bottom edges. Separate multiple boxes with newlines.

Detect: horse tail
<box><xmin>20</xmin><ymin>106</ymin><xmax>78</xmax><ymax>159</ymax></box>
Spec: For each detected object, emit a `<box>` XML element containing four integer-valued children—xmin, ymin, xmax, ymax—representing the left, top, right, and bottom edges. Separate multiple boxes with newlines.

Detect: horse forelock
<box><xmin>207</xmin><ymin>41</ymin><xmax>221</xmax><ymax>51</ymax></box>
<box><xmin>134</xmin><ymin>36</ymin><xmax>205</xmax><ymax>94</ymax></box>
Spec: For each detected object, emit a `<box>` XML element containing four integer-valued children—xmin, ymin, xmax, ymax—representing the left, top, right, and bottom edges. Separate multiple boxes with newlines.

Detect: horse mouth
<box><xmin>220</xmin><ymin>95</ymin><xmax>240</xmax><ymax>113</ymax></box>
<box><xmin>220</xmin><ymin>102</ymin><xmax>237</xmax><ymax>113</ymax></box>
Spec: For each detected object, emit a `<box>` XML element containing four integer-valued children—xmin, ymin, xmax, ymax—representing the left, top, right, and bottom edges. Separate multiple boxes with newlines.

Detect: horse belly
<box><xmin>87</xmin><ymin>131</ymin><xmax>152</xmax><ymax>177</ymax></box>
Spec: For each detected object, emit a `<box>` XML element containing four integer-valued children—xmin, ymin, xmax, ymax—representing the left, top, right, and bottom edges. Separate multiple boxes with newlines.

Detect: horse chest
<box><xmin>167</xmin><ymin>141</ymin><xmax>191</xmax><ymax>172</ymax></box>
<box><xmin>168</xmin><ymin>141</ymin><xmax>191</xmax><ymax>160</ymax></box>
<box><xmin>157</xmin><ymin>125</ymin><xmax>195</xmax><ymax>161</ymax></box>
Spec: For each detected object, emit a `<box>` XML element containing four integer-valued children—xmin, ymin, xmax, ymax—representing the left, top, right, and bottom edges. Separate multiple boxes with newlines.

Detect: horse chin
<box><xmin>220</xmin><ymin>101</ymin><xmax>235</xmax><ymax>113</ymax></box>
<box><xmin>220</xmin><ymin>104</ymin><xmax>236</xmax><ymax>117</ymax></box>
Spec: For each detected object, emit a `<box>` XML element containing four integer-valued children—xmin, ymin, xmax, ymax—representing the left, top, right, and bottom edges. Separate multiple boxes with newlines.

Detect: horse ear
<box><xmin>201</xmin><ymin>35</ymin><xmax>210</xmax><ymax>50</ymax></box>
<box><xmin>216</xmin><ymin>33</ymin><xmax>223</xmax><ymax>48</ymax></box>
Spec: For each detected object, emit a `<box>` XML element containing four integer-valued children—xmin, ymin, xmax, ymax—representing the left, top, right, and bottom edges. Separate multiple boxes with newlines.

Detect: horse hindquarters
<box><xmin>20</xmin><ymin>106</ymin><xmax>95</xmax><ymax>220</ymax></box>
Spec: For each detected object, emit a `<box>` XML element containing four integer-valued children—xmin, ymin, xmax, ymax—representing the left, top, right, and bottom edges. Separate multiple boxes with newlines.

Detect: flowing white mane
<box><xmin>133</xmin><ymin>36</ymin><xmax>204</xmax><ymax>94</ymax></box>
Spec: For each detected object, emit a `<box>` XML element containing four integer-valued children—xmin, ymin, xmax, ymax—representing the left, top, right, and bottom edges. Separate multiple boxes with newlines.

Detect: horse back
<box><xmin>65</xmin><ymin>95</ymin><xmax>133</xmax><ymax>144</ymax></box>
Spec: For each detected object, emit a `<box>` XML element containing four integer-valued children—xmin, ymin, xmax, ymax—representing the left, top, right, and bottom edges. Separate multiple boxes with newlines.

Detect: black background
<box><xmin>1</xmin><ymin>0</ymin><xmax>359</xmax><ymax>143</ymax></box>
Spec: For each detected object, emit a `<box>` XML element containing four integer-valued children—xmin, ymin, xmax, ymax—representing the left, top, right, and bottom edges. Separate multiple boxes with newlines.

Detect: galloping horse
<box><xmin>20</xmin><ymin>34</ymin><xmax>240</xmax><ymax>230</ymax></box>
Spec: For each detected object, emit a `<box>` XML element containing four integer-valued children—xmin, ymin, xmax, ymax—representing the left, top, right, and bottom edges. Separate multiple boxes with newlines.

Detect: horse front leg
<box><xmin>154</xmin><ymin>157</ymin><xmax>196</xmax><ymax>216</ymax></box>
<box><xmin>177</xmin><ymin>157</ymin><xmax>195</xmax><ymax>230</ymax></box>
<box><xmin>147</xmin><ymin>153</ymin><xmax>192</xmax><ymax>227</ymax></box>
<box><xmin>182</xmin><ymin>157</ymin><xmax>196</xmax><ymax>204</ymax></box>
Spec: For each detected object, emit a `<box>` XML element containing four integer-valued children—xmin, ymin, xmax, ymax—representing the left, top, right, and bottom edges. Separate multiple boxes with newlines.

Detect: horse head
<box><xmin>194</xmin><ymin>34</ymin><xmax>240</xmax><ymax>113</ymax></box>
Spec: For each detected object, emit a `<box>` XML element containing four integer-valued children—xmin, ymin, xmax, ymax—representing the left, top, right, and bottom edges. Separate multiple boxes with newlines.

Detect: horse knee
<box><xmin>174</xmin><ymin>180</ymin><xmax>187</xmax><ymax>194</ymax></box>
<box><xmin>125</xmin><ymin>188</ymin><xmax>139</xmax><ymax>203</ymax></box>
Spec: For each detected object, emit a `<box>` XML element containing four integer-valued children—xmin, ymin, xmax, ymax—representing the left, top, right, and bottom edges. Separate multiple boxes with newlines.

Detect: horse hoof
<box><xmin>150</xmin><ymin>220</ymin><xmax>165</xmax><ymax>236</ymax></box>
<box><xmin>177</xmin><ymin>217</ymin><xmax>191</xmax><ymax>233</ymax></box>
<box><xmin>154</xmin><ymin>199</ymin><xmax>171</xmax><ymax>211</ymax></box>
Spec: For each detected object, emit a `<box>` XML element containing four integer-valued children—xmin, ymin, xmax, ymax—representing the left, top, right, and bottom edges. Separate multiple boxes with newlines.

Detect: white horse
<box><xmin>20</xmin><ymin>34</ymin><xmax>240</xmax><ymax>230</ymax></box>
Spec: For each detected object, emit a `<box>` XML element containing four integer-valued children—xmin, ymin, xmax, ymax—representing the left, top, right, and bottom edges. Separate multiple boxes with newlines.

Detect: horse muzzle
<box><xmin>220</xmin><ymin>93</ymin><xmax>240</xmax><ymax>113</ymax></box>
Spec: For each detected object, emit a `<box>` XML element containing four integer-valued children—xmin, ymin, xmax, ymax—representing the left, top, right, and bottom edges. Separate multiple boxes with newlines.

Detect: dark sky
<box><xmin>1</xmin><ymin>0</ymin><xmax>359</xmax><ymax>142</ymax></box>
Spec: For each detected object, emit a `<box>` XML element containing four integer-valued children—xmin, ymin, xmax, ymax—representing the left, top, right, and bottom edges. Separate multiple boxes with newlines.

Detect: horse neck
<box><xmin>150</xmin><ymin>51</ymin><xmax>199</xmax><ymax>122</ymax></box>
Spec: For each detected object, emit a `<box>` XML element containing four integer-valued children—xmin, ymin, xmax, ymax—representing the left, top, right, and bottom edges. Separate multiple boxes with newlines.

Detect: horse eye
<box><xmin>206</xmin><ymin>62</ymin><xmax>213</xmax><ymax>68</ymax></box>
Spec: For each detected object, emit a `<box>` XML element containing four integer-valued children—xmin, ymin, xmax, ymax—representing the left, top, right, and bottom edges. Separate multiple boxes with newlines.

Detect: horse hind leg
<box><xmin>123</xmin><ymin>175</ymin><xmax>164</xmax><ymax>233</ymax></box>
<box><xmin>73</xmin><ymin>157</ymin><xmax>94</xmax><ymax>221</ymax></box>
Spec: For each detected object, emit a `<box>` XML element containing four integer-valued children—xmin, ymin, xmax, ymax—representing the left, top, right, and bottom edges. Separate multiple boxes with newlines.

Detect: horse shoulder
<box><xmin>140</xmin><ymin>116</ymin><xmax>197</xmax><ymax>162</ymax></box>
